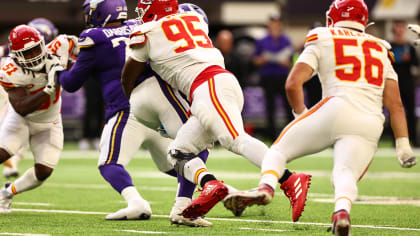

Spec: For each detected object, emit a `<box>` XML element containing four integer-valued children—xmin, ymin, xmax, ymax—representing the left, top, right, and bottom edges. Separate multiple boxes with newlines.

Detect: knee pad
<box><xmin>174</xmin><ymin>159</ymin><xmax>189</xmax><ymax>178</ymax></box>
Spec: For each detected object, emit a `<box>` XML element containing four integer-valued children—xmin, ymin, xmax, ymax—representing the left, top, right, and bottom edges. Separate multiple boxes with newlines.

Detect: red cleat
<box><xmin>223</xmin><ymin>183</ymin><xmax>274</xmax><ymax>216</ymax></box>
<box><xmin>280</xmin><ymin>173</ymin><xmax>311</xmax><ymax>222</ymax></box>
<box><xmin>182</xmin><ymin>180</ymin><xmax>228</xmax><ymax>218</ymax></box>
<box><xmin>331</xmin><ymin>210</ymin><xmax>351</xmax><ymax>236</ymax></box>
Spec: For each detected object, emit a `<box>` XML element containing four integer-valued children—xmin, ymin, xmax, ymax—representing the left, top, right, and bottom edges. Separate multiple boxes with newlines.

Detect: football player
<box><xmin>51</xmin><ymin>0</ymin><xmax>211</xmax><ymax>225</ymax></box>
<box><xmin>1</xmin><ymin>17</ymin><xmax>60</xmax><ymax>179</ymax></box>
<box><xmin>0</xmin><ymin>24</ymin><xmax>75</xmax><ymax>214</ymax></box>
<box><xmin>224</xmin><ymin>0</ymin><xmax>418</xmax><ymax>235</ymax></box>
<box><xmin>122</xmin><ymin>0</ymin><xmax>311</xmax><ymax>221</ymax></box>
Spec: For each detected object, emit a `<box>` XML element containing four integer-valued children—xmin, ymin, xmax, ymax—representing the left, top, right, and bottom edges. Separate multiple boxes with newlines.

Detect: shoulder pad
<box><xmin>78</xmin><ymin>29</ymin><xmax>102</xmax><ymax>49</ymax></box>
<box><xmin>0</xmin><ymin>60</ymin><xmax>25</xmax><ymax>88</ymax></box>
<box><xmin>304</xmin><ymin>27</ymin><xmax>331</xmax><ymax>47</ymax></box>
<box><xmin>365</xmin><ymin>33</ymin><xmax>392</xmax><ymax>50</ymax></box>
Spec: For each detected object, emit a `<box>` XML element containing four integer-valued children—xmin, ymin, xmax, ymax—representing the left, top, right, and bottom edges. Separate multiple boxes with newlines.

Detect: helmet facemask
<box><xmin>13</xmin><ymin>39</ymin><xmax>47</xmax><ymax>72</ymax></box>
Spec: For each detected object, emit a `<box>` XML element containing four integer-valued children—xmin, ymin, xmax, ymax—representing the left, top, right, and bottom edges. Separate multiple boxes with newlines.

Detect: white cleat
<box><xmin>106</xmin><ymin>199</ymin><xmax>152</xmax><ymax>220</ymax></box>
<box><xmin>3</xmin><ymin>166</ymin><xmax>19</xmax><ymax>178</ymax></box>
<box><xmin>169</xmin><ymin>197</ymin><xmax>212</xmax><ymax>227</ymax></box>
<box><xmin>0</xmin><ymin>183</ymin><xmax>13</xmax><ymax>214</ymax></box>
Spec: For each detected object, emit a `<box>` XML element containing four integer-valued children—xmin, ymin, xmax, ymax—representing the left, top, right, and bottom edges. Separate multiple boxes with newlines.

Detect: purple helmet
<box><xmin>27</xmin><ymin>18</ymin><xmax>58</xmax><ymax>44</ymax></box>
<box><xmin>178</xmin><ymin>3</ymin><xmax>208</xmax><ymax>24</ymax></box>
<box><xmin>83</xmin><ymin>0</ymin><xmax>128</xmax><ymax>28</ymax></box>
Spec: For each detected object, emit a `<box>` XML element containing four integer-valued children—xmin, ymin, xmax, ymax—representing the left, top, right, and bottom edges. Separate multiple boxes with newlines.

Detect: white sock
<box><xmin>259</xmin><ymin>148</ymin><xmax>286</xmax><ymax>189</ymax></box>
<box><xmin>183</xmin><ymin>157</ymin><xmax>209</xmax><ymax>185</ymax></box>
<box><xmin>7</xmin><ymin>167</ymin><xmax>42</xmax><ymax>195</ymax></box>
<box><xmin>335</xmin><ymin>197</ymin><xmax>352</xmax><ymax>213</ymax></box>
<box><xmin>174</xmin><ymin>197</ymin><xmax>191</xmax><ymax>208</ymax></box>
<box><xmin>121</xmin><ymin>186</ymin><xmax>144</xmax><ymax>205</ymax></box>
<box><xmin>225</xmin><ymin>184</ymin><xmax>238</xmax><ymax>194</ymax></box>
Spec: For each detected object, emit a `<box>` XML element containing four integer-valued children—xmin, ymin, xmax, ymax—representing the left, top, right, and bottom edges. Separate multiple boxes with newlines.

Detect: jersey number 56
<box><xmin>334</xmin><ymin>38</ymin><xmax>384</xmax><ymax>87</ymax></box>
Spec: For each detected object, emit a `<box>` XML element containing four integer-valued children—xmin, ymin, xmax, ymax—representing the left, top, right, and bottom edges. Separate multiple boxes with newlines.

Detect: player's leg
<box><xmin>0</xmin><ymin>110</ymin><xmax>30</xmax><ymax>213</ymax></box>
<box><xmin>97</xmin><ymin>111</ymin><xmax>151</xmax><ymax>220</ymax></box>
<box><xmin>226</xmin><ymin>97</ymin><xmax>338</xmax><ymax>221</ymax></box>
<box><xmin>331</xmin><ymin>136</ymin><xmax>378</xmax><ymax>235</ymax></box>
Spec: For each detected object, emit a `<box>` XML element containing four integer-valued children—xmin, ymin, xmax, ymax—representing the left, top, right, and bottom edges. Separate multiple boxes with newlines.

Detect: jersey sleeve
<box><xmin>47</xmin><ymin>35</ymin><xmax>74</xmax><ymax>68</ymax></box>
<box><xmin>0</xmin><ymin>60</ymin><xmax>24</xmax><ymax>90</ymax></box>
<box><xmin>78</xmin><ymin>29</ymin><xmax>104</xmax><ymax>49</ymax></box>
<box><xmin>128</xmin><ymin>25</ymin><xmax>149</xmax><ymax>63</ymax></box>
<box><xmin>296</xmin><ymin>44</ymin><xmax>321</xmax><ymax>76</ymax></box>
<box><xmin>384</xmin><ymin>52</ymin><xmax>398</xmax><ymax>82</ymax></box>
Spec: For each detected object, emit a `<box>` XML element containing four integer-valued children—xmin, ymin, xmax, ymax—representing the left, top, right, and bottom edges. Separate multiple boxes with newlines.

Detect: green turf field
<box><xmin>0</xmin><ymin>146</ymin><xmax>419</xmax><ymax>235</ymax></box>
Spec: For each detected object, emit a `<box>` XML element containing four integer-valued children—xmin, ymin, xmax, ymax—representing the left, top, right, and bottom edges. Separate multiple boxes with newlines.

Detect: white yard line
<box><xmin>239</xmin><ymin>227</ymin><xmax>289</xmax><ymax>232</ymax></box>
<box><xmin>117</xmin><ymin>230</ymin><xmax>167</xmax><ymax>234</ymax></box>
<box><xmin>10</xmin><ymin>208</ymin><xmax>420</xmax><ymax>232</ymax></box>
<box><xmin>13</xmin><ymin>202</ymin><xmax>53</xmax><ymax>206</ymax></box>
<box><xmin>312</xmin><ymin>198</ymin><xmax>420</xmax><ymax>206</ymax></box>
<box><xmin>0</xmin><ymin>233</ymin><xmax>50</xmax><ymax>236</ymax></box>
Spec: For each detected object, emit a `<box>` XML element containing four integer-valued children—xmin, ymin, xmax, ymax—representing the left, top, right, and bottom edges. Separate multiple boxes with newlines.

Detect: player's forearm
<box><xmin>286</xmin><ymin>85</ymin><xmax>306</xmax><ymax>114</ymax></box>
<box><xmin>389</xmin><ymin>104</ymin><xmax>409</xmax><ymax>139</ymax></box>
<box><xmin>12</xmin><ymin>92</ymin><xmax>50</xmax><ymax>116</ymax></box>
<box><xmin>121</xmin><ymin>57</ymin><xmax>145</xmax><ymax>99</ymax></box>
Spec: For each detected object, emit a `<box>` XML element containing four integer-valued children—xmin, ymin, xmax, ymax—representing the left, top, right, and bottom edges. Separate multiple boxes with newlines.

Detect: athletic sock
<box><xmin>278</xmin><ymin>169</ymin><xmax>293</xmax><ymax>184</ymax></box>
<box><xmin>7</xmin><ymin>167</ymin><xmax>42</xmax><ymax>195</ymax></box>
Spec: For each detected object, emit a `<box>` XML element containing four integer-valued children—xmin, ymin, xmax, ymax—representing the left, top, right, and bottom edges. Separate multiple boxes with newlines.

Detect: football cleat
<box><xmin>280</xmin><ymin>173</ymin><xmax>311</xmax><ymax>222</ymax></box>
<box><xmin>0</xmin><ymin>182</ymin><xmax>13</xmax><ymax>214</ymax></box>
<box><xmin>182</xmin><ymin>180</ymin><xmax>228</xmax><ymax>218</ymax></box>
<box><xmin>170</xmin><ymin>202</ymin><xmax>213</xmax><ymax>227</ymax></box>
<box><xmin>331</xmin><ymin>209</ymin><xmax>351</xmax><ymax>236</ymax></box>
<box><xmin>106</xmin><ymin>199</ymin><xmax>152</xmax><ymax>220</ymax></box>
<box><xmin>223</xmin><ymin>183</ymin><xmax>274</xmax><ymax>215</ymax></box>
<box><xmin>3</xmin><ymin>166</ymin><xmax>19</xmax><ymax>178</ymax></box>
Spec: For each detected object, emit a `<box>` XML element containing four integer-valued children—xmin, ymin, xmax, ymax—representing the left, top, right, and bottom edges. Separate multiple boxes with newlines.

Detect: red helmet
<box><xmin>8</xmin><ymin>25</ymin><xmax>47</xmax><ymax>71</ymax></box>
<box><xmin>136</xmin><ymin>0</ymin><xmax>178</xmax><ymax>23</ymax></box>
<box><xmin>326</xmin><ymin>0</ymin><xmax>369</xmax><ymax>32</ymax></box>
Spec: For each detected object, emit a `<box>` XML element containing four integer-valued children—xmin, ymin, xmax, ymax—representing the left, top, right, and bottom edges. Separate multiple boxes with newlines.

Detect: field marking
<box><xmin>239</xmin><ymin>227</ymin><xmax>289</xmax><ymax>232</ymax></box>
<box><xmin>10</xmin><ymin>208</ymin><xmax>420</xmax><ymax>232</ymax></box>
<box><xmin>20</xmin><ymin>147</ymin><xmax>420</xmax><ymax>160</ymax></box>
<box><xmin>0</xmin><ymin>233</ymin><xmax>50</xmax><ymax>236</ymax></box>
<box><xmin>13</xmin><ymin>202</ymin><xmax>53</xmax><ymax>207</ymax></box>
<box><xmin>118</xmin><ymin>230</ymin><xmax>167</xmax><ymax>234</ymax></box>
<box><xmin>312</xmin><ymin>198</ymin><xmax>420</xmax><ymax>206</ymax></box>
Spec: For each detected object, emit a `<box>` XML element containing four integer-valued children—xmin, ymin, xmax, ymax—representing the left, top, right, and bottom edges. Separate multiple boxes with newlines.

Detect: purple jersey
<box><xmin>58</xmin><ymin>20</ymin><xmax>154</xmax><ymax>121</ymax></box>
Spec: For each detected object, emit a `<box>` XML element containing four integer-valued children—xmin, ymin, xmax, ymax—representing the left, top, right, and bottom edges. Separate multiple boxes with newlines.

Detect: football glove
<box><xmin>396</xmin><ymin>137</ymin><xmax>418</xmax><ymax>168</ymax></box>
<box><xmin>43</xmin><ymin>55</ymin><xmax>64</xmax><ymax>95</ymax></box>
<box><xmin>292</xmin><ymin>107</ymin><xmax>308</xmax><ymax>119</ymax></box>
<box><xmin>407</xmin><ymin>24</ymin><xmax>420</xmax><ymax>46</ymax></box>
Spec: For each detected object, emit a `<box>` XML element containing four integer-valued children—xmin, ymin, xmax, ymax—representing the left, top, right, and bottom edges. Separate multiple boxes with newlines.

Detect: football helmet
<box><xmin>326</xmin><ymin>0</ymin><xmax>368</xmax><ymax>32</ymax></box>
<box><xmin>83</xmin><ymin>0</ymin><xmax>128</xmax><ymax>28</ymax></box>
<box><xmin>178</xmin><ymin>3</ymin><xmax>208</xmax><ymax>24</ymax></box>
<box><xmin>136</xmin><ymin>0</ymin><xmax>178</xmax><ymax>24</ymax></box>
<box><xmin>8</xmin><ymin>25</ymin><xmax>47</xmax><ymax>72</ymax></box>
<box><xmin>27</xmin><ymin>18</ymin><xmax>58</xmax><ymax>44</ymax></box>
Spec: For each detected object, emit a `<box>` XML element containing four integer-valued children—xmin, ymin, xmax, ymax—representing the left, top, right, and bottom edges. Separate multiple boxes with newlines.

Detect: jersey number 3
<box><xmin>334</xmin><ymin>39</ymin><xmax>384</xmax><ymax>86</ymax></box>
<box><xmin>162</xmin><ymin>15</ymin><xmax>212</xmax><ymax>53</ymax></box>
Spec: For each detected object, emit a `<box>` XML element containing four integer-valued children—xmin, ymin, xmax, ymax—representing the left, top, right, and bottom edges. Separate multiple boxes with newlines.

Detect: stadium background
<box><xmin>0</xmin><ymin>0</ymin><xmax>419</xmax><ymax>142</ymax></box>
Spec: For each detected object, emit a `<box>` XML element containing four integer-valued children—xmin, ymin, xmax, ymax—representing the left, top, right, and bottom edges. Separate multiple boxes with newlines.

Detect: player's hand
<box><xmin>292</xmin><ymin>107</ymin><xmax>308</xmax><ymax>119</ymax></box>
<box><xmin>66</xmin><ymin>35</ymin><xmax>80</xmax><ymax>56</ymax></box>
<box><xmin>44</xmin><ymin>53</ymin><xmax>62</xmax><ymax>73</ymax></box>
<box><xmin>43</xmin><ymin>63</ymin><xmax>64</xmax><ymax>95</ymax></box>
<box><xmin>407</xmin><ymin>24</ymin><xmax>420</xmax><ymax>46</ymax></box>
<box><xmin>396</xmin><ymin>137</ymin><xmax>418</xmax><ymax>168</ymax></box>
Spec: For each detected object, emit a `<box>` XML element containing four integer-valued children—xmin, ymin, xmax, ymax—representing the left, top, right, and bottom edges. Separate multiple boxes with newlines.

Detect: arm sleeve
<box><xmin>129</xmin><ymin>43</ymin><xmax>148</xmax><ymax>63</ymax></box>
<box><xmin>384</xmin><ymin>56</ymin><xmax>398</xmax><ymax>82</ymax></box>
<box><xmin>296</xmin><ymin>44</ymin><xmax>321</xmax><ymax>76</ymax></box>
<box><xmin>58</xmin><ymin>47</ymin><xmax>95</xmax><ymax>92</ymax></box>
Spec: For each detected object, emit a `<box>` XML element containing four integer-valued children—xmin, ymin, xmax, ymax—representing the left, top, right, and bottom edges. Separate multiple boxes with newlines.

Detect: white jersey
<box><xmin>129</xmin><ymin>11</ymin><xmax>225</xmax><ymax>98</ymax></box>
<box><xmin>297</xmin><ymin>27</ymin><xmax>398</xmax><ymax>116</ymax></box>
<box><xmin>0</xmin><ymin>35</ymin><xmax>74</xmax><ymax>122</ymax></box>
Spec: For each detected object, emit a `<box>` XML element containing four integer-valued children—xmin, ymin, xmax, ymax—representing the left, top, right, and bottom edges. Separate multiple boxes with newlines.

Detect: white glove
<box><xmin>45</xmin><ymin>53</ymin><xmax>62</xmax><ymax>73</ymax></box>
<box><xmin>396</xmin><ymin>137</ymin><xmax>418</xmax><ymax>168</ymax></box>
<box><xmin>43</xmin><ymin>64</ymin><xmax>64</xmax><ymax>95</ymax></box>
<box><xmin>292</xmin><ymin>107</ymin><xmax>308</xmax><ymax>119</ymax></box>
<box><xmin>66</xmin><ymin>35</ymin><xmax>79</xmax><ymax>56</ymax></box>
<box><xmin>407</xmin><ymin>24</ymin><xmax>420</xmax><ymax>46</ymax></box>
